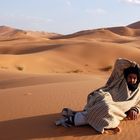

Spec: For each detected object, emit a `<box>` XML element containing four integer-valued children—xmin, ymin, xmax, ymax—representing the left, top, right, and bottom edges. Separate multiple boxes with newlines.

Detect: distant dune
<box><xmin>0</xmin><ymin>21</ymin><xmax>140</xmax><ymax>74</ymax></box>
<box><xmin>0</xmin><ymin>26</ymin><xmax>61</xmax><ymax>41</ymax></box>
<box><xmin>127</xmin><ymin>21</ymin><xmax>140</xmax><ymax>29</ymax></box>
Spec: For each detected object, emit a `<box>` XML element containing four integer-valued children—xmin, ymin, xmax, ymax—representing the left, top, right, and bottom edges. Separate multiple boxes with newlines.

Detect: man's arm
<box><xmin>126</xmin><ymin>109</ymin><xmax>138</xmax><ymax>120</ymax></box>
<box><xmin>126</xmin><ymin>100</ymin><xmax>140</xmax><ymax>120</ymax></box>
<box><xmin>106</xmin><ymin>58</ymin><xmax>137</xmax><ymax>86</ymax></box>
<box><xmin>133</xmin><ymin>100</ymin><xmax>140</xmax><ymax>114</ymax></box>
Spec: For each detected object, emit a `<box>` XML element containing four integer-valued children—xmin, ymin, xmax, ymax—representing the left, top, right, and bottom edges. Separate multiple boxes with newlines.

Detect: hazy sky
<box><xmin>0</xmin><ymin>0</ymin><xmax>140</xmax><ymax>34</ymax></box>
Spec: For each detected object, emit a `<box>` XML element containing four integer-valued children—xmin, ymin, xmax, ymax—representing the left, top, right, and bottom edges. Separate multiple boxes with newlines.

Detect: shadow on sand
<box><xmin>0</xmin><ymin>113</ymin><xmax>99</xmax><ymax>140</ymax></box>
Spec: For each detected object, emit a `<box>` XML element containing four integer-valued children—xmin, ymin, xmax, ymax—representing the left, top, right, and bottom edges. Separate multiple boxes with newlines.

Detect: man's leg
<box><xmin>62</xmin><ymin>108</ymin><xmax>88</xmax><ymax>126</ymax></box>
<box><xmin>74</xmin><ymin>111</ymin><xmax>88</xmax><ymax>126</ymax></box>
<box><xmin>55</xmin><ymin>109</ymin><xmax>88</xmax><ymax>127</ymax></box>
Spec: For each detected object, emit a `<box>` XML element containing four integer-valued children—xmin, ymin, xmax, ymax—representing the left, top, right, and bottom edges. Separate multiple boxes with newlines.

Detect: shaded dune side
<box><xmin>107</xmin><ymin>26</ymin><xmax>140</xmax><ymax>37</ymax></box>
<box><xmin>127</xmin><ymin>21</ymin><xmax>140</xmax><ymax>29</ymax></box>
<box><xmin>50</xmin><ymin>28</ymin><xmax>127</xmax><ymax>40</ymax></box>
<box><xmin>0</xmin><ymin>71</ymin><xmax>98</xmax><ymax>89</ymax></box>
<box><xmin>0</xmin><ymin>43</ymin><xmax>64</xmax><ymax>54</ymax></box>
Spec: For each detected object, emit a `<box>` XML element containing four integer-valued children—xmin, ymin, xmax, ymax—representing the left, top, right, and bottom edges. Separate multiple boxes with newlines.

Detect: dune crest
<box><xmin>127</xmin><ymin>21</ymin><xmax>140</xmax><ymax>29</ymax></box>
<box><xmin>0</xmin><ymin>25</ymin><xmax>61</xmax><ymax>41</ymax></box>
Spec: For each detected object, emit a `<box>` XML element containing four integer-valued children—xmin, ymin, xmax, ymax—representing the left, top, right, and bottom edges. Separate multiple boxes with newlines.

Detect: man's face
<box><xmin>127</xmin><ymin>73</ymin><xmax>138</xmax><ymax>85</ymax></box>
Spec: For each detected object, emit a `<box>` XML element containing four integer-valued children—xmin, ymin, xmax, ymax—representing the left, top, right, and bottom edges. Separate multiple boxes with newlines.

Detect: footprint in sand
<box><xmin>24</xmin><ymin>92</ymin><xmax>32</xmax><ymax>96</ymax></box>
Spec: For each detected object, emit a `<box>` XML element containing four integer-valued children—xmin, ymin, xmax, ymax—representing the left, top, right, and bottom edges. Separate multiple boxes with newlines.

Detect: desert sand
<box><xmin>0</xmin><ymin>21</ymin><xmax>140</xmax><ymax>140</ymax></box>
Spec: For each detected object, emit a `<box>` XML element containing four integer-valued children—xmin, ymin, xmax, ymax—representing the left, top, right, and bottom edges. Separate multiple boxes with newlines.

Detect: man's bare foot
<box><xmin>104</xmin><ymin>127</ymin><xmax>121</xmax><ymax>134</ymax></box>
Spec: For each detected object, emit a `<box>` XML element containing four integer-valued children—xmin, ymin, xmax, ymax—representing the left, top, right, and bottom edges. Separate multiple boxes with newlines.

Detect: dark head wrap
<box><xmin>124</xmin><ymin>65</ymin><xmax>140</xmax><ymax>81</ymax></box>
<box><xmin>123</xmin><ymin>65</ymin><xmax>140</xmax><ymax>91</ymax></box>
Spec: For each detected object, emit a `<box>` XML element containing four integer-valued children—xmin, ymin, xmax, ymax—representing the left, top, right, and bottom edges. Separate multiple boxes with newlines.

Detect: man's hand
<box><xmin>127</xmin><ymin>109</ymin><xmax>138</xmax><ymax>120</ymax></box>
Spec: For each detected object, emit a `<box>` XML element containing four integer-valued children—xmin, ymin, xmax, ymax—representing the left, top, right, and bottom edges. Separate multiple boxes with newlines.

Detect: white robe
<box><xmin>82</xmin><ymin>58</ymin><xmax>140</xmax><ymax>133</ymax></box>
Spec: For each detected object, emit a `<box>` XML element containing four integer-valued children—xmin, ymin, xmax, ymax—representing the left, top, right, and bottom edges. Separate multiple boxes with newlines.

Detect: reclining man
<box><xmin>56</xmin><ymin>58</ymin><xmax>140</xmax><ymax>134</ymax></box>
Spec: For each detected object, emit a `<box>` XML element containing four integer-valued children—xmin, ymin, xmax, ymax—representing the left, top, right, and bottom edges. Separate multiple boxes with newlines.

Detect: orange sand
<box><xmin>0</xmin><ymin>21</ymin><xmax>140</xmax><ymax>140</ymax></box>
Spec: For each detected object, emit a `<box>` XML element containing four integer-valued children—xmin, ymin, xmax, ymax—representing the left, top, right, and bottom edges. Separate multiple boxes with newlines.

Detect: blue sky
<box><xmin>0</xmin><ymin>0</ymin><xmax>140</xmax><ymax>34</ymax></box>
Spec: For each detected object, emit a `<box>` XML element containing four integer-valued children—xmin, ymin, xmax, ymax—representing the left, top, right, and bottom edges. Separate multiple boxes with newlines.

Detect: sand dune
<box><xmin>0</xmin><ymin>26</ymin><xmax>61</xmax><ymax>41</ymax></box>
<box><xmin>0</xmin><ymin>39</ymin><xmax>140</xmax><ymax>74</ymax></box>
<box><xmin>109</xmin><ymin>26</ymin><xmax>140</xmax><ymax>37</ymax></box>
<box><xmin>0</xmin><ymin>22</ymin><xmax>140</xmax><ymax>74</ymax></box>
<box><xmin>0</xmin><ymin>21</ymin><xmax>140</xmax><ymax>140</ymax></box>
<box><xmin>107</xmin><ymin>26</ymin><xmax>135</xmax><ymax>36</ymax></box>
<box><xmin>127</xmin><ymin>20</ymin><xmax>140</xmax><ymax>29</ymax></box>
<box><xmin>50</xmin><ymin>28</ymin><xmax>135</xmax><ymax>43</ymax></box>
